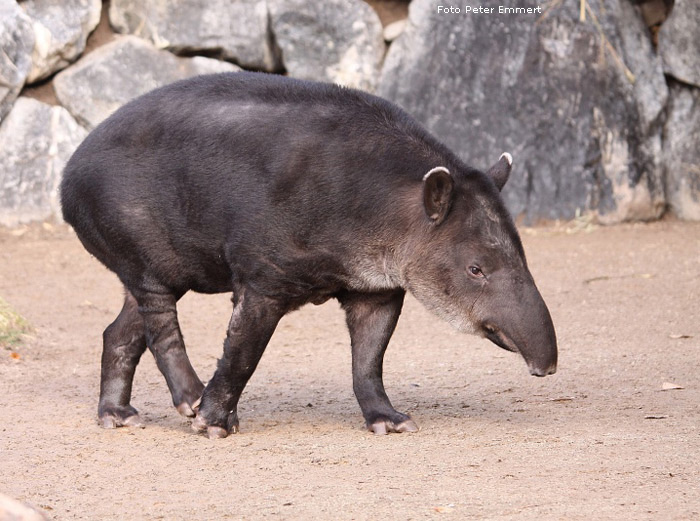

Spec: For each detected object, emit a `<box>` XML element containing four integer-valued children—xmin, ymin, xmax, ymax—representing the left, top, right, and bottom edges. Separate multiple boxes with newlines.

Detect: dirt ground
<box><xmin>0</xmin><ymin>220</ymin><xmax>698</xmax><ymax>520</ymax></box>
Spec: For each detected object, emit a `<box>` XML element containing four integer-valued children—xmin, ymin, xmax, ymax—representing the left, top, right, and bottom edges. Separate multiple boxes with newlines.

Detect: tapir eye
<box><xmin>468</xmin><ymin>265</ymin><xmax>484</xmax><ymax>277</ymax></box>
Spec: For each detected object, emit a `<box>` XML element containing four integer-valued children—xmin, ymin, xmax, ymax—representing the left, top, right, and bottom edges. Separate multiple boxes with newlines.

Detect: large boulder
<box><xmin>53</xmin><ymin>36</ymin><xmax>240</xmax><ymax>129</ymax></box>
<box><xmin>0</xmin><ymin>97</ymin><xmax>87</xmax><ymax>226</ymax></box>
<box><xmin>663</xmin><ymin>82</ymin><xmax>700</xmax><ymax>220</ymax></box>
<box><xmin>108</xmin><ymin>0</ymin><xmax>278</xmax><ymax>71</ymax></box>
<box><xmin>269</xmin><ymin>0</ymin><xmax>385</xmax><ymax>91</ymax></box>
<box><xmin>0</xmin><ymin>0</ymin><xmax>34</xmax><ymax>122</ymax></box>
<box><xmin>658</xmin><ymin>0</ymin><xmax>700</xmax><ymax>88</ymax></box>
<box><xmin>379</xmin><ymin>0</ymin><xmax>668</xmax><ymax>223</ymax></box>
<box><xmin>20</xmin><ymin>0</ymin><xmax>101</xmax><ymax>83</ymax></box>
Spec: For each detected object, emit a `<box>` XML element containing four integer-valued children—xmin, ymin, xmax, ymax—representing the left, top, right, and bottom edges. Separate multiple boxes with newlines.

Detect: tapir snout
<box><xmin>478</xmin><ymin>272</ymin><xmax>558</xmax><ymax>377</ymax></box>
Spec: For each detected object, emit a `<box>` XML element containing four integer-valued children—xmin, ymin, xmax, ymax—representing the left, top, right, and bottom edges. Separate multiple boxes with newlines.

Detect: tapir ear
<box><xmin>422</xmin><ymin>166</ymin><xmax>454</xmax><ymax>225</ymax></box>
<box><xmin>485</xmin><ymin>152</ymin><xmax>513</xmax><ymax>191</ymax></box>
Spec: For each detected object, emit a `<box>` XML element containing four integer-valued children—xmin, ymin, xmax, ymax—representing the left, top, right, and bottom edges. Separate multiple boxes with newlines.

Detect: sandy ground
<box><xmin>0</xmin><ymin>221</ymin><xmax>699</xmax><ymax>520</ymax></box>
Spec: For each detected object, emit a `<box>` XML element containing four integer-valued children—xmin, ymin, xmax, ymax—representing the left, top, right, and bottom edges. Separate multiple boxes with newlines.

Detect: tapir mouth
<box><xmin>482</xmin><ymin>324</ymin><xmax>519</xmax><ymax>354</ymax></box>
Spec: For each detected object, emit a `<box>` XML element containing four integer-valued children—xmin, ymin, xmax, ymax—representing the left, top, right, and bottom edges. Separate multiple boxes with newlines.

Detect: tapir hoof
<box><xmin>368</xmin><ymin>418</ymin><xmax>419</xmax><ymax>435</ymax></box>
<box><xmin>174</xmin><ymin>384</ymin><xmax>204</xmax><ymax>417</ymax></box>
<box><xmin>176</xmin><ymin>400</ymin><xmax>199</xmax><ymax>418</ymax></box>
<box><xmin>99</xmin><ymin>405</ymin><xmax>145</xmax><ymax>429</ymax></box>
<box><xmin>191</xmin><ymin>413</ymin><xmax>239</xmax><ymax>439</ymax></box>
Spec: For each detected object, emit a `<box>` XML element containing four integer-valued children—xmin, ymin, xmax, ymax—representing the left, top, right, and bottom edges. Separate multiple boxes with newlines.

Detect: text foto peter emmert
<box><xmin>438</xmin><ymin>5</ymin><xmax>543</xmax><ymax>14</ymax></box>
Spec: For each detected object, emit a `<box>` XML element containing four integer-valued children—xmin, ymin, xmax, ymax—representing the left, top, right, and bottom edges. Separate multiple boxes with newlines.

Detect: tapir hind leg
<box><xmin>339</xmin><ymin>290</ymin><xmax>418</xmax><ymax>435</ymax></box>
<box><xmin>98</xmin><ymin>289</ymin><xmax>147</xmax><ymax>428</ymax></box>
<box><xmin>132</xmin><ymin>288</ymin><xmax>204</xmax><ymax>418</ymax></box>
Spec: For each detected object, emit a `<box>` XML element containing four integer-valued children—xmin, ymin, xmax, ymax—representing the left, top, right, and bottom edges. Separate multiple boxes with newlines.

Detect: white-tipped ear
<box><xmin>422</xmin><ymin>166</ymin><xmax>453</xmax><ymax>225</ymax></box>
<box><xmin>486</xmin><ymin>152</ymin><xmax>513</xmax><ymax>191</ymax></box>
<box><xmin>423</xmin><ymin>166</ymin><xmax>450</xmax><ymax>181</ymax></box>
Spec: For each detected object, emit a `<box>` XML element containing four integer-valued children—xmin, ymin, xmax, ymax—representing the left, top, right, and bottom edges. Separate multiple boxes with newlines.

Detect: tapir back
<box><xmin>61</xmin><ymin>72</ymin><xmax>455</xmax><ymax>296</ymax></box>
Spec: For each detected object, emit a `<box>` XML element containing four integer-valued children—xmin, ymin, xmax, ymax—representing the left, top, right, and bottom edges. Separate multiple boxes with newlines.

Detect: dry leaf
<box><xmin>661</xmin><ymin>382</ymin><xmax>684</xmax><ymax>391</ymax></box>
<box><xmin>10</xmin><ymin>352</ymin><xmax>20</xmax><ymax>360</ymax></box>
<box><xmin>435</xmin><ymin>505</ymin><xmax>455</xmax><ymax>514</ymax></box>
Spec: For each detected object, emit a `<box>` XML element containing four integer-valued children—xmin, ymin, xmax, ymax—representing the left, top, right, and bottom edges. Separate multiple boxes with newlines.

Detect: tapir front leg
<box><xmin>339</xmin><ymin>290</ymin><xmax>418</xmax><ymax>435</ymax></box>
<box><xmin>193</xmin><ymin>287</ymin><xmax>285</xmax><ymax>439</ymax></box>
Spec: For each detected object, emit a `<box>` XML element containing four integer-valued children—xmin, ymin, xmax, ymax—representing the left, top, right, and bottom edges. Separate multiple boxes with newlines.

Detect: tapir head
<box><xmin>403</xmin><ymin>153</ymin><xmax>557</xmax><ymax>377</ymax></box>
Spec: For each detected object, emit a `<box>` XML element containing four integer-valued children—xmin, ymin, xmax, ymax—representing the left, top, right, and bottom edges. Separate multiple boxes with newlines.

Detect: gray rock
<box><xmin>20</xmin><ymin>0</ymin><xmax>101</xmax><ymax>83</ymax></box>
<box><xmin>658</xmin><ymin>0</ymin><xmax>700</xmax><ymax>87</ymax></box>
<box><xmin>0</xmin><ymin>0</ymin><xmax>34</xmax><ymax>122</ymax></box>
<box><xmin>379</xmin><ymin>0</ymin><xmax>667</xmax><ymax>223</ymax></box>
<box><xmin>0</xmin><ymin>97</ymin><xmax>87</xmax><ymax>226</ymax></box>
<box><xmin>664</xmin><ymin>82</ymin><xmax>700</xmax><ymax>220</ymax></box>
<box><xmin>53</xmin><ymin>36</ymin><xmax>240</xmax><ymax>129</ymax></box>
<box><xmin>109</xmin><ymin>0</ymin><xmax>278</xmax><ymax>71</ymax></box>
<box><xmin>269</xmin><ymin>0</ymin><xmax>385</xmax><ymax>91</ymax></box>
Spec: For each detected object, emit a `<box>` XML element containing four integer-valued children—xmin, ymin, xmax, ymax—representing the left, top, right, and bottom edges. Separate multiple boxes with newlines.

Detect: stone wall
<box><xmin>1</xmin><ymin>0</ymin><xmax>698</xmax><ymax>225</ymax></box>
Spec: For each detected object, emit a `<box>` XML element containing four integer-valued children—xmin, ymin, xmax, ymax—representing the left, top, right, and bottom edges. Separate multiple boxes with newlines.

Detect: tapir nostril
<box><xmin>529</xmin><ymin>362</ymin><xmax>557</xmax><ymax>377</ymax></box>
<box><xmin>528</xmin><ymin>362</ymin><xmax>557</xmax><ymax>376</ymax></box>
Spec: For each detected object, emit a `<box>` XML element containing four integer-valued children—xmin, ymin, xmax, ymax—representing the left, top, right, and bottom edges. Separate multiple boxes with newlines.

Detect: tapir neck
<box><xmin>344</xmin><ymin>242</ymin><xmax>405</xmax><ymax>292</ymax></box>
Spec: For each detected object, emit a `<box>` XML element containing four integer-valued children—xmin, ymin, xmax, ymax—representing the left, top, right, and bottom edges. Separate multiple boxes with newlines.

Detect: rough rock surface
<box><xmin>20</xmin><ymin>0</ymin><xmax>101</xmax><ymax>83</ymax></box>
<box><xmin>53</xmin><ymin>36</ymin><xmax>240</xmax><ymax>129</ymax></box>
<box><xmin>664</xmin><ymin>82</ymin><xmax>700</xmax><ymax>220</ymax></box>
<box><xmin>1</xmin><ymin>0</ymin><xmax>697</xmax><ymax>225</ymax></box>
<box><xmin>269</xmin><ymin>0</ymin><xmax>384</xmax><ymax>91</ymax></box>
<box><xmin>659</xmin><ymin>0</ymin><xmax>700</xmax><ymax>88</ymax></box>
<box><xmin>0</xmin><ymin>97</ymin><xmax>87</xmax><ymax>226</ymax></box>
<box><xmin>380</xmin><ymin>0</ymin><xmax>667</xmax><ymax>223</ymax></box>
<box><xmin>108</xmin><ymin>0</ymin><xmax>278</xmax><ymax>71</ymax></box>
<box><xmin>0</xmin><ymin>0</ymin><xmax>35</xmax><ymax>122</ymax></box>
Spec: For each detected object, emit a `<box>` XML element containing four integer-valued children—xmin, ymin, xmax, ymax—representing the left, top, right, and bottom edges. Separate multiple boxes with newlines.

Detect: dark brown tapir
<box><xmin>60</xmin><ymin>72</ymin><xmax>557</xmax><ymax>438</ymax></box>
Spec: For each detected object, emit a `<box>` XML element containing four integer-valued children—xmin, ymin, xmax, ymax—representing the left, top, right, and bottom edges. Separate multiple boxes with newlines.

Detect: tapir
<box><xmin>61</xmin><ymin>71</ymin><xmax>557</xmax><ymax>438</ymax></box>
